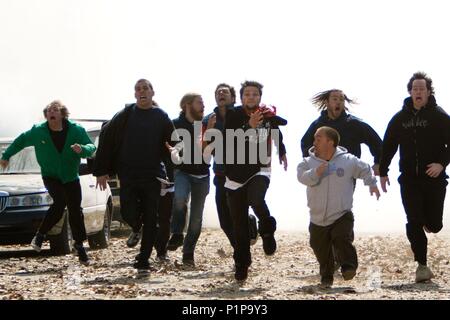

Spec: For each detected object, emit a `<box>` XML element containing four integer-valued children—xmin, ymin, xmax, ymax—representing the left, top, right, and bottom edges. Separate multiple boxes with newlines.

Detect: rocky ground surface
<box><xmin>1</xmin><ymin>227</ymin><xmax>449</xmax><ymax>300</ymax></box>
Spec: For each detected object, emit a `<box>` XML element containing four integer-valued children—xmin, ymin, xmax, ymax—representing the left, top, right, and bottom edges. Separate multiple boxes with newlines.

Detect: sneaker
<box><xmin>182</xmin><ymin>252</ymin><xmax>195</xmax><ymax>266</ymax></box>
<box><xmin>319</xmin><ymin>276</ymin><xmax>334</xmax><ymax>289</ymax></box>
<box><xmin>235</xmin><ymin>264</ymin><xmax>249</xmax><ymax>281</ymax></box>
<box><xmin>415</xmin><ymin>264</ymin><xmax>434</xmax><ymax>283</ymax></box>
<box><xmin>31</xmin><ymin>232</ymin><xmax>45</xmax><ymax>252</ymax></box>
<box><xmin>341</xmin><ymin>266</ymin><xmax>357</xmax><ymax>281</ymax></box>
<box><xmin>261</xmin><ymin>234</ymin><xmax>277</xmax><ymax>256</ymax></box>
<box><xmin>167</xmin><ymin>233</ymin><xmax>184</xmax><ymax>251</ymax></box>
<box><xmin>133</xmin><ymin>259</ymin><xmax>150</xmax><ymax>270</ymax></box>
<box><xmin>248</xmin><ymin>214</ymin><xmax>258</xmax><ymax>246</ymax></box>
<box><xmin>74</xmin><ymin>243</ymin><xmax>89</xmax><ymax>265</ymax></box>
<box><xmin>126</xmin><ymin>230</ymin><xmax>141</xmax><ymax>248</ymax></box>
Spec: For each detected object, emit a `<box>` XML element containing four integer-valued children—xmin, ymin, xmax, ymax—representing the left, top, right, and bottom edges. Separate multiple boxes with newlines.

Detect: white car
<box><xmin>0</xmin><ymin>138</ymin><xmax>113</xmax><ymax>255</ymax></box>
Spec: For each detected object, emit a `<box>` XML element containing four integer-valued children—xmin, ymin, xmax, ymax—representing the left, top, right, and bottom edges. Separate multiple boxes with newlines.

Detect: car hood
<box><xmin>0</xmin><ymin>174</ymin><xmax>46</xmax><ymax>195</ymax></box>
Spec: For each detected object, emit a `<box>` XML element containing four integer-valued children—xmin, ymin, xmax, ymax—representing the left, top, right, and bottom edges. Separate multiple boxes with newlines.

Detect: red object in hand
<box><xmin>258</xmin><ymin>104</ymin><xmax>277</xmax><ymax>118</ymax></box>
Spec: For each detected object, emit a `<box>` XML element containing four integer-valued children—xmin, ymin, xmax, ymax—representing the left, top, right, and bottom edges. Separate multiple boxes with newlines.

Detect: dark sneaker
<box><xmin>133</xmin><ymin>259</ymin><xmax>150</xmax><ymax>270</ymax></box>
<box><xmin>182</xmin><ymin>252</ymin><xmax>195</xmax><ymax>266</ymax></box>
<box><xmin>319</xmin><ymin>276</ymin><xmax>334</xmax><ymax>289</ymax></box>
<box><xmin>341</xmin><ymin>266</ymin><xmax>357</xmax><ymax>281</ymax></box>
<box><xmin>261</xmin><ymin>234</ymin><xmax>277</xmax><ymax>256</ymax></box>
<box><xmin>74</xmin><ymin>243</ymin><xmax>89</xmax><ymax>265</ymax></box>
<box><xmin>156</xmin><ymin>251</ymin><xmax>170</xmax><ymax>262</ymax></box>
<box><xmin>248</xmin><ymin>214</ymin><xmax>258</xmax><ymax>246</ymax></box>
<box><xmin>235</xmin><ymin>264</ymin><xmax>248</xmax><ymax>281</ymax></box>
<box><xmin>167</xmin><ymin>233</ymin><xmax>184</xmax><ymax>251</ymax></box>
<box><xmin>126</xmin><ymin>230</ymin><xmax>141</xmax><ymax>248</ymax></box>
<box><xmin>31</xmin><ymin>232</ymin><xmax>45</xmax><ymax>252</ymax></box>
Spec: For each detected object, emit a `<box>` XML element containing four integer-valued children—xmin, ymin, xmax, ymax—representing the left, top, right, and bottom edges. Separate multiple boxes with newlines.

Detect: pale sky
<box><xmin>1</xmin><ymin>0</ymin><xmax>449</xmax><ymax>233</ymax></box>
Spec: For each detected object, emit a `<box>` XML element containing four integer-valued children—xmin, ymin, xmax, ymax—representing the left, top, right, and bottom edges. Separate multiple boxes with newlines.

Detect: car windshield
<box><xmin>0</xmin><ymin>143</ymin><xmax>40</xmax><ymax>174</ymax></box>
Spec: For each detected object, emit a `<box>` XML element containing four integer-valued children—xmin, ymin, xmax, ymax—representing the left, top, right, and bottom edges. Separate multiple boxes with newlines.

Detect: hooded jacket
<box><xmin>301</xmin><ymin>110</ymin><xmax>382</xmax><ymax>164</ymax></box>
<box><xmin>2</xmin><ymin>120</ymin><xmax>95</xmax><ymax>183</ymax></box>
<box><xmin>379</xmin><ymin>96</ymin><xmax>449</xmax><ymax>179</ymax></box>
<box><xmin>297</xmin><ymin>146</ymin><xmax>377</xmax><ymax>227</ymax></box>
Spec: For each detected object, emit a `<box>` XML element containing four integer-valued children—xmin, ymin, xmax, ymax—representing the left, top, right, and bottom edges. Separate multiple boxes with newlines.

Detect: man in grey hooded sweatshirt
<box><xmin>297</xmin><ymin>126</ymin><xmax>380</xmax><ymax>288</ymax></box>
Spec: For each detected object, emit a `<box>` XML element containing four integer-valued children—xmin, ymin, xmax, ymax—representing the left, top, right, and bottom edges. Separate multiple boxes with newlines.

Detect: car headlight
<box><xmin>7</xmin><ymin>192</ymin><xmax>53</xmax><ymax>207</ymax></box>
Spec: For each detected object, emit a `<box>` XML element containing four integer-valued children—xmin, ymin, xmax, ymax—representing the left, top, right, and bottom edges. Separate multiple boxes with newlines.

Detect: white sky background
<box><xmin>1</xmin><ymin>0</ymin><xmax>449</xmax><ymax>233</ymax></box>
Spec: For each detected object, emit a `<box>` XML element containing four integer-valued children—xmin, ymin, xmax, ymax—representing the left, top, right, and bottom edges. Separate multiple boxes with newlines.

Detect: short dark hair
<box><xmin>239</xmin><ymin>80</ymin><xmax>263</xmax><ymax>99</ymax></box>
<box><xmin>407</xmin><ymin>71</ymin><xmax>435</xmax><ymax>95</ymax></box>
<box><xmin>215</xmin><ymin>83</ymin><xmax>236</xmax><ymax>99</ymax></box>
<box><xmin>311</xmin><ymin>89</ymin><xmax>356</xmax><ymax>111</ymax></box>
<box><xmin>317</xmin><ymin>126</ymin><xmax>340</xmax><ymax>147</ymax></box>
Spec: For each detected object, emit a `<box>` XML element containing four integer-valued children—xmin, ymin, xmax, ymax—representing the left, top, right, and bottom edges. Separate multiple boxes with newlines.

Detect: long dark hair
<box><xmin>311</xmin><ymin>89</ymin><xmax>356</xmax><ymax>111</ymax></box>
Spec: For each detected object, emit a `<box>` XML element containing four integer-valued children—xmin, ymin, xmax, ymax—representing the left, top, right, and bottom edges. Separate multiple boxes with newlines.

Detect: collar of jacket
<box><xmin>402</xmin><ymin>95</ymin><xmax>437</xmax><ymax>112</ymax></box>
<box><xmin>319</xmin><ymin>109</ymin><xmax>349</xmax><ymax>122</ymax></box>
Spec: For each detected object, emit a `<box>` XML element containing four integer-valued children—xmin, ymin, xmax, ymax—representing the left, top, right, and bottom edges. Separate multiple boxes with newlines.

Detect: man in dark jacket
<box><xmin>380</xmin><ymin>72</ymin><xmax>449</xmax><ymax>283</ymax></box>
<box><xmin>93</xmin><ymin>79</ymin><xmax>175</xmax><ymax>270</ymax></box>
<box><xmin>301</xmin><ymin>89</ymin><xmax>382</xmax><ymax>175</ymax></box>
<box><xmin>224</xmin><ymin>81</ymin><xmax>288</xmax><ymax>281</ymax></box>
<box><xmin>201</xmin><ymin>83</ymin><xmax>258</xmax><ymax>250</ymax></box>
<box><xmin>166</xmin><ymin>93</ymin><xmax>211</xmax><ymax>266</ymax></box>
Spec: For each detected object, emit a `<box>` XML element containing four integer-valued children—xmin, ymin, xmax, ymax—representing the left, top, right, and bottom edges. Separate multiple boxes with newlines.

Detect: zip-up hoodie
<box><xmin>2</xmin><ymin>120</ymin><xmax>95</xmax><ymax>183</ymax></box>
<box><xmin>379</xmin><ymin>96</ymin><xmax>450</xmax><ymax>179</ymax></box>
<box><xmin>297</xmin><ymin>146</ymin><xmax>377</xmax><ymax>227</ymax></box>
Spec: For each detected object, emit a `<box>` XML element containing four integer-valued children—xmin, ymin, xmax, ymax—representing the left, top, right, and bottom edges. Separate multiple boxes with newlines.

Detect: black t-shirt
<box><xmin>48</xmin><ymin>120</ymin><xmax>68</xmax><ymax>153</ymax></box>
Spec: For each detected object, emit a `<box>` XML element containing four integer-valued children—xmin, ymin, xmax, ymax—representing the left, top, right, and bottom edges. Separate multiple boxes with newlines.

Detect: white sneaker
<box><xmin>415</xmin><ymin>264</ymin><xmax>434</xmax><ymax>283</ymax></box>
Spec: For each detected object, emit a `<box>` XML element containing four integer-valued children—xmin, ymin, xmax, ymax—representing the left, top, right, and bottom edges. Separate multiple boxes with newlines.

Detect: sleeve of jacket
<box><xmin>301</xmin><ymin>121</ymin><xmax>317</xmax><ymax>158</ymax></box>
<box><xmin>359</xmin><ymin>121</ymin><xmax>383</xmax><ymax>164</ymax></box>
<box><xmin>436</xmin><ymin>108</ymin><xmax>450</xmax><ymax>168</ymax></box>
<box><xmin>379</xmin><ymin>115</ymin><xmax>400</xmax><ymax>177</ymax></box>
<box><xmin>271</xmin><ymin>123</ymin><xmax>287</xmax><ymax>159</ymax></box>
<box><xmin>77</xmin><ymin>126</ymin><xmax>96</xmax><ymax>159</ymax></box>
<box><xmin>162</xmin><ymin>115</ymin><xmax>177</xmax><ymax>180</ymax></box>
<box><xmin>1</xmin><ymin>126</ymin><xmax>35</xmax><ymax>160</ymax></box>
<box><xmin>93</xmin><ymin>119</ymin><xmax>116</xmax><ymax>177</ymax></box>
<box><xmin>351</xmin><ymin>156</ymin><xmax>377</xmax><ymax>186</ymax></box>
<box><xmin>297</xmin><ymin>158</ymin><xmax>320</xmax><ymax>186</ymax></box>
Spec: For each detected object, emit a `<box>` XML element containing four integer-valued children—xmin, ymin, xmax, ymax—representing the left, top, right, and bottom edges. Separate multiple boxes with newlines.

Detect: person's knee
<box><xmin>425</xmin><ymin>223</ymin><xmax>443</xmax><ymax>233</ymax></box>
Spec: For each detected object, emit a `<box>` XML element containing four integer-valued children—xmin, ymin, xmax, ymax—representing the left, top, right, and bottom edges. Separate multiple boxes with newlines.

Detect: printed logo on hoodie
<box><xmin>402</xmin><ymin>117</ymin><xmax>429</xmax><ymax>129</ymax></box>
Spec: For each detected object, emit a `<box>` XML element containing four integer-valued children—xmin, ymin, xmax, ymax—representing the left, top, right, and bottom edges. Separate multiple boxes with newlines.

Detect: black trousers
<box><xmin>214</xmin><ymin>175</ymin><xmax>235</xmax><ymax>248</ymax></box>
<box><xmin>40</xmin><ymin>177</ymin><xmax>87</xmax><ymax>244</ymax></box>
<box><xmin>154</xmin><ymin>191</ymin><xmax>173</xmax><ymax>256</ymax></box>
<box><xmin>227</xmin><ymin>175</ymin><xmax>273</xmax><ymax>268</ymax></box>
<box><xmin>309</xmin><ymin>211</ymin><xmax>358</xmax><ymax>279</ymax></box>
<box><xmin>120</xmin><ymin>179</ymin><xmax>161</xmax><ymax>261</ymax></box>
<box><xmin>399</xmin><ymin>176</ymin><xmax>447</xmax><ymax>265</ymax></box>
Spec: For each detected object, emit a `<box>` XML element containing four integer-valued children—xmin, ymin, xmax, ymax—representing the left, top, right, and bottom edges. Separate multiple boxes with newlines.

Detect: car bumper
<box><xmin>0</xmin><ymin>207</ymin><xmax>49</xmax><ymax>244</ymax></box>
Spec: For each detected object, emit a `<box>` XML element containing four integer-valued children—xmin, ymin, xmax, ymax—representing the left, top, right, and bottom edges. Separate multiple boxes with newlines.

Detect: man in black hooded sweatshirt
<box><xmin>379</xmin><ymin>72</ymin><xmax>449</xmax><ymax>283</ymax></box>
<box><xmin>224</xmin><ymin>80</ymin><xmax>288</xmax><ymax>281</ymax></box>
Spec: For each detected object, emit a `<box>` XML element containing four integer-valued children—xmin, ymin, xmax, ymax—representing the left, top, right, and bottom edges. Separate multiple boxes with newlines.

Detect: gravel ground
<box><xmin>1</xmin><ymin>227</ymin><xmax>449</xmax><ymax>300</ymax></box>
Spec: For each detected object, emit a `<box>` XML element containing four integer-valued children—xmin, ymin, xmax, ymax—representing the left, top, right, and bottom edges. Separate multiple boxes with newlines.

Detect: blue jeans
<box><xmin>170</xmin><ymin>170</ymin><xmax>210</xmax><ymax>254</ymax></box>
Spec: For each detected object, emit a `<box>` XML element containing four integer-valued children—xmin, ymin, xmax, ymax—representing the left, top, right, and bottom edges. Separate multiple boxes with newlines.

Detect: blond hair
<box><xmin>179</xmin><ymin>93</ymin><xmax>201</xmax><ymax>113</ymax></box>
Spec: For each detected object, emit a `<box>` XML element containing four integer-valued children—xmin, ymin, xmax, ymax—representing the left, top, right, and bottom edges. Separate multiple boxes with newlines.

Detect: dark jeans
<box><xmin>120</xmin><ymin>179</ymin><xmax>161</xmax><ymax>261</ymax></box>
<box><xmin>40</xmin><ymin>177</ymin><xmax>87</xmax><ymax>243</ymax></box>
<box><xmin>133</xmin><ymin>191</ymin><xmax>174</xmax><ymax>256</ymax></box>
<box><xmin>309</xmin><ymin>211</ymin><xmax>358</xmax><ymax>279</ymax></box>
<box><xmin>154</xmin><ymin>191</ymin><xmax>173</xmax><ymax>256</ymax></box>
<box><xmin>399</xmin><ymin>176</ymin><xmax>447</xmax><ymax>265</ymax></box>
<box><xmin>214</xmin><ymin>175</ymin><xmax>235</xmax><ymax>248</ymax></box>
<box><xmin>227</xmin><ymin>175</ymin><xmax>272</xmax><ymax>267</ymax></box>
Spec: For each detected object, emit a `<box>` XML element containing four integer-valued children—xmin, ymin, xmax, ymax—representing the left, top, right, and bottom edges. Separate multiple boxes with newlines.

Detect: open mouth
<box><xmin>50</xmin><ymin>116</ymin><xmax>56</xmax><ymax>120</ymax></box>
<box><xmin>140</xmin><ymin>96</ymin><xmax>147</xmax><ymax>100</ymax></box>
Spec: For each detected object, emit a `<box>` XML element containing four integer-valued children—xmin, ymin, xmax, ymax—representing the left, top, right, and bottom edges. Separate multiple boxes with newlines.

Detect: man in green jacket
<box><xmin>0</xmin><ymin>100</ymin><xmax>96</xmax><ymax>265</ymax></box>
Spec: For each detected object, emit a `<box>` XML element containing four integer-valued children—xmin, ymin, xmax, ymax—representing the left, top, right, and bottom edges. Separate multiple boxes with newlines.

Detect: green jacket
<box><xmin>1</xmin><ymin>120</ymin><xmax>96</xmax><ymax>183</ymax></box>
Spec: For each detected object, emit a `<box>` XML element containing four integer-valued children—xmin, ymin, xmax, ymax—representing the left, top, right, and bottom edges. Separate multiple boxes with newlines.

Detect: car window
<box><xmin>0</xmin><ymin>144</ymin><xmax>41</xmax><ymax>174</ymax></box>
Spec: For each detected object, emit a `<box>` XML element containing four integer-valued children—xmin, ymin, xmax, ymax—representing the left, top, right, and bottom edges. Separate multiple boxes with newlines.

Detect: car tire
<box><xmin>48</xmin><ymin>213</ymin><xmax>73</xmax><ymax>255</ymax></box>
<box><xmin>88</xmin><ymin>203</ymin><xmax>112</xmax><ymax>249</ymax></box>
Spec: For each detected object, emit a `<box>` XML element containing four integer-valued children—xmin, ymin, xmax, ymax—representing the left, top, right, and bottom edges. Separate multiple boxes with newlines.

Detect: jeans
<box><xmin>170</xmin><ymin>170</ymin><xmax>210</xmax><ymax>254</ymax></box>
<box><xmin>40</xmin><ymin>177</ymin><xmax>87</xmax><ymax>244</ymax></box>
<box><xmin>399</xmin><ymin>175</ymin><xmax>447</xmax><ymax>265</ymax></box>
<box><xmin>120</xmin><ymin>179</ymin><xmax>161</xmax><ymax>261</ymax></box>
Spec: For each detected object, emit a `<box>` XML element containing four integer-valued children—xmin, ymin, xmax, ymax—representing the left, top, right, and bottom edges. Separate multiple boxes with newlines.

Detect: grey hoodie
<box><xmin>297</xmin><ymin>146</ymin><xmax>377</xmax><ymax>227</ymax></box>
